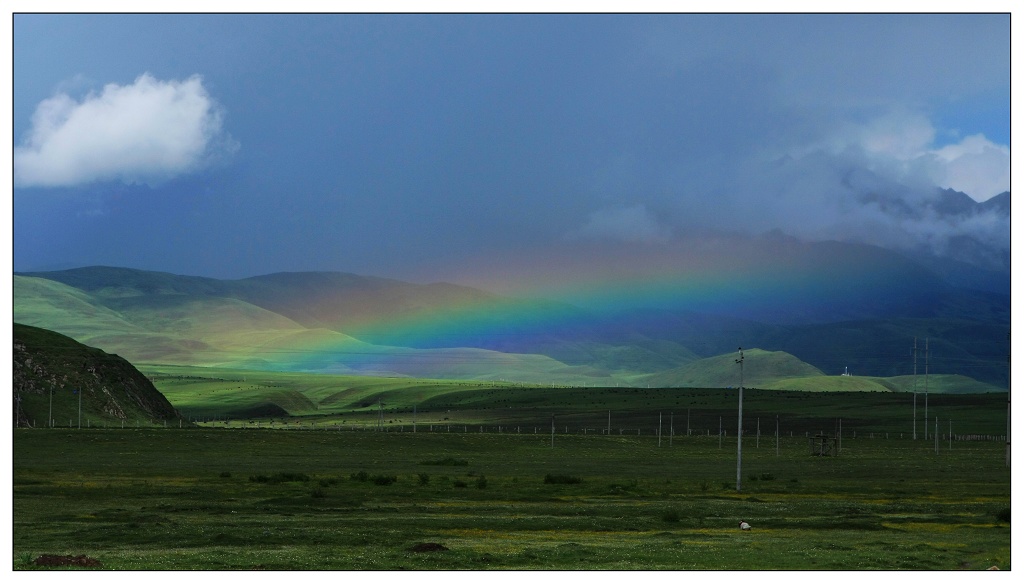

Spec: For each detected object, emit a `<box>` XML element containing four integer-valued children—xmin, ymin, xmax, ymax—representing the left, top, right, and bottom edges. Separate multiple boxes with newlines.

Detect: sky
<box><xmin>9</xmin><ymin>12</ymin><xmax>1013</xmax><ymax>286</ymax></box>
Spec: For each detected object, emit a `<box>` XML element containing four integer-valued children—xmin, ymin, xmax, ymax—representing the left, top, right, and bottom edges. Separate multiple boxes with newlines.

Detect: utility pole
<box><xmin>924</xmin><ymin>338</ymin><xmax>930</xmax><ymax>440</ymax></box>
<box><xmin>77</xmin><ymin>388</ymin><xmax>81</xmax><ymax>429</ymax></box>
<box><xmin>736</xmin><ymin>347</ymin><xmax>745</xmax><ymax>492</ymax></box>
<box><xmin>913</xmin><ymin>337</ymin><xmax>918</xmax><ymax>440</ymax></box>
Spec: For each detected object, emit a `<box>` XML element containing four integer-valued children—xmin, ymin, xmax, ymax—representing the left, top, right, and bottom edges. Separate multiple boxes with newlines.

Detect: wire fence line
<box><xmin>18</xmin><ymin>416</ymin><xmax>1007</xmax><ymax>445</ymax></box>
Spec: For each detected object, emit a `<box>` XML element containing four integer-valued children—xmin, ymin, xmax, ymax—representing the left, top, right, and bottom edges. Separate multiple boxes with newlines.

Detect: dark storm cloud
<box><xmin>11</xmin><ymin>14</ymin><xmax>1009</xmax><ymax>280</ymax></box>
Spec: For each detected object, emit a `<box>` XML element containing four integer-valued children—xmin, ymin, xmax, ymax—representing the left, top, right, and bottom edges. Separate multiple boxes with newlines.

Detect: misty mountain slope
<box><xmin>685</xmin><ymin>238</ymin><xmax>951</xmax><ymax>324</ymax></box>
<box><xmin>12</xmin><ymin>269</ymin><xmax>608</xmax><ymax>383</ymax></box>
<box><xmin>13</xmin><ymin>235</ymin><xmax>1008</xmax><ymax>389</ymax></box>
<box><xmin>18</xmin><ymin>265</ymin><xmax>228</xmax><ymax>297</ymax></box>
<box><xmin>99</xmin><ymin>294</ymin><xmax>311</xmax><ymax>345</ymax></box>
<box><xmin>13</xmin><ymin>275</ymin><xmax>152</xmax><ymax>340</ymax></box>
<box><xmin>752</xmin><ymin>317</ymin><xmax>1010</xmax><ymax>387</ymax></box>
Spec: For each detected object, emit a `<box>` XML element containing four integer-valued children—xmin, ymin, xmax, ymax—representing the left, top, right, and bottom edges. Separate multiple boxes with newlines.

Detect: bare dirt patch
<box><xmin>32</xmin><ymin>554</ymin><xmax>102</xmax><ymax>568</ymax></box>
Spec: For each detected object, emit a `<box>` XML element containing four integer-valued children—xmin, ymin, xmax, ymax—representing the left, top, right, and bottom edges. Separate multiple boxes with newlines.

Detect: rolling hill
<box><xmin>643</xmin><ymin>349</ymin><xmax>823</xmax><ymax>388</ymax></box>
<box><xmin>13</xmin><ymin>323</ymin><xmax>186</xmax><ymax>427</ymax></box>
<box><xmin>13</xmin><ymin>236</ymin><xmax>1009</xmax><ymax>390</ymax></box>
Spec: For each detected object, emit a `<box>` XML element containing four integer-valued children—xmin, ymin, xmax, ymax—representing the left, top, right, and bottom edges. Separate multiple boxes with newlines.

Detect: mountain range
<box><xmin>13</xmin><ymin>233</ymin><xmax>1009</xmax><ymax>390</ymax></box>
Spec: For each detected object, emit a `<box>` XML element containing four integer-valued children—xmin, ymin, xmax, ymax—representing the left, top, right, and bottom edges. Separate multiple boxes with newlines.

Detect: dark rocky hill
<box><xmin>13</xmin><ymin>323</ymin><xmax>185</xmax><ymax>428</ymax></box>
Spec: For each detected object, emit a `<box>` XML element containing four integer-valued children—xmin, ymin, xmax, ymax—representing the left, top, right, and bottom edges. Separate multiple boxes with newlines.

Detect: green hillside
<box><xmin>643</xmin><ymin>349</ymin><xmax>824</xmax><ymax>388</ymax></box>
<box><xmin>13</xmin><ymin>273</ymin><xmax>622</xmax><ymax>384</ymax></box>
<box><xmin>13</xmin><ymin>323</ymin><xmax>186</xmax><ymax>428</ymax></box>
<box><xmin>14</xmin><ymin>266</ymin><xmax>1007</xmax><ymax>391</ymax></box>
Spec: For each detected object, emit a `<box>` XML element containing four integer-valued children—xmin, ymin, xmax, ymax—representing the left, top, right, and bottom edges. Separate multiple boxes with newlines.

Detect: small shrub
<box><xmin>475</xmin><ymin>475</ymin><xmax>488</xmax><ymax>489</ymax></box>
<box><xmin>319</xmin><ymin>477</ymin><xmax>339</xmax><ymax>487</ymax></box>
<box><xmin>219</xmin><ymin>471</ymin><xmax>232</xmax><ymax>478</ymax></box>
<box><xmin>350</xmin><ymin>471</ymin><xmax>369</xmax><ymax>482</ymax></box>
<box><xmin>544</xmin><ymin>474</ymin><xmax>582</xmax><ymax>485</ymax></box>
<box><xmin>453</xmin><ymin>480</ymin><xmax>468</xmax><ymax>488</ymax></box>
<box><xmin>372</xmin><ymin>474</ymin><xmax>397</xmax><ymax>486</ymax></box>
<box><xmin>661</xmin><ymin>510</ymin><xmax>681</xmax><ymax>523</ymax></box>
<box><xmin>417</xmin><ymin>473</ymin><xmax>431</xmax><ymax>486</ymax></box>
<box><xmin>698</xmin><ymin>479</ymin><xmax>711</xmax><ymax>492</ymax></box>
<box><xmin>421</xmin><ymin>457</ymin><xmax>469</xmax><ymax>466</ymax></box>
<box><xmin>250</xmin><ymin>472</ymin><xmax>310</xmax><ymax>484</ymax></box>
<box><xmin>996</xmin><ymin>508</ymin><xmax>1010</xmax><ymax>523</ymax></box>
<box><xmin>310</xmin><ymin>487</ymin><xmax>325</xmax><ymax>498</ymax></box>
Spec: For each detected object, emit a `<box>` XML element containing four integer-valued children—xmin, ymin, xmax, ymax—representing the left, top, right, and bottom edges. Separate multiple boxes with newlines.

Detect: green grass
<box><xmin>141</xmin><ymin>366</ymin><xmax>1008</xmax><ymax>440</ymax></box>
<box><xmin>13</xmin><ymin>429</ymin><xmax>1010</xmax><ymax>570</ymax></box>
<box><xmin>765</xmin><ymin>374</ymin><xmax>1005</xmax><ymax>394</ymax></box>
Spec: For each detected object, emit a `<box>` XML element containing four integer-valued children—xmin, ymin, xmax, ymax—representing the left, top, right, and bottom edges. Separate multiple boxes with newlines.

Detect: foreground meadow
<box><xmin>13</xmin><ymin>428</ymin><xmax>1010</xmax><ymax>570</ymax></box>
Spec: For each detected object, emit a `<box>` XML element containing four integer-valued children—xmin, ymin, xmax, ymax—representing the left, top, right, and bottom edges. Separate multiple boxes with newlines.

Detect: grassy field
<box><xmin>13</xmin><ymin>427</ymin><xmax>1010</xmax><ymax>570</ymax></box>
<box><xmin>140</xmin><ymin>366</ymin><xmax>1008</xmax><ymax>442</ymax></box>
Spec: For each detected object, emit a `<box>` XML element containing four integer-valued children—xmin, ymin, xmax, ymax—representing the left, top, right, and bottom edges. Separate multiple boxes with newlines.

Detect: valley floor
<box><xmin>12</xmin><ymin>429</ymin><xmax>1011</xmax><ymax>570</ymax></box>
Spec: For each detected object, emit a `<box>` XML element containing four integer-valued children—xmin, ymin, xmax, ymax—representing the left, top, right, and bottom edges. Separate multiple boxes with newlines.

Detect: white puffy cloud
<box><xmin>570</xmin><ymin>204</ymin><xmax>671</xmax><ymax>244</ymax></box>
<box><xmin>794</xmin><ymin>111</ymin><xmax>1008</xmax><ymax>202</ymax></box>
<box><xmin>927</xmin><ymin>134</ymin><xmax>1010</xmax><ymax>201</ymax></box>
<box><xmin>15</xmin><ymin>73</ymin><xmax>237</xmax><ymax>188</ymax></box>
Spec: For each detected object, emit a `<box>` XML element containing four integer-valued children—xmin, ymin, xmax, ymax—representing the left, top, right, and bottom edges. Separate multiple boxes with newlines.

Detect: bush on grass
<box><xmin>250</xmin><ymin>472</ymin><xmax>310</xmax><ymax>484</ymax></box>
<box><xmin>421</xmin><ymin>457</ymin><xmax>469</xmax><ymax>466</ymax></box>
<box><xmin>996</xmin><ymin>508</ymin><xmax>1010</xmax><ymax>523</ymax></box>
<box><xmin>544</xmin><ymin>474</ymin><xmax>583</xmax><ymax>485</ymax></box>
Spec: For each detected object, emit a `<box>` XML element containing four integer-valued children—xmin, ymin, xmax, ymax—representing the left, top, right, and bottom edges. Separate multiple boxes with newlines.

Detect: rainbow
<box><xmin>240</xmin><ymin>236</ymin><xmax>916</xmax><ymax>375</ymax></box>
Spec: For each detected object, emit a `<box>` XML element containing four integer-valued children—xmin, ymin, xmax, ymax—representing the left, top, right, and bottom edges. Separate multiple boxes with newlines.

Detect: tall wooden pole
<box><xmin>924</xmin><ymin>338</ymin><xmax>930</xmax><ymax>440</ymax></box>
<box><xmin>913</xmin><ymin>337</ymin><xmax>918</xmax><ymax>440</ymax></box>
<box><xmin>736</xmin><ymin>348</ymin><xmax>744</xmax><ymax>492</ymax></box>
